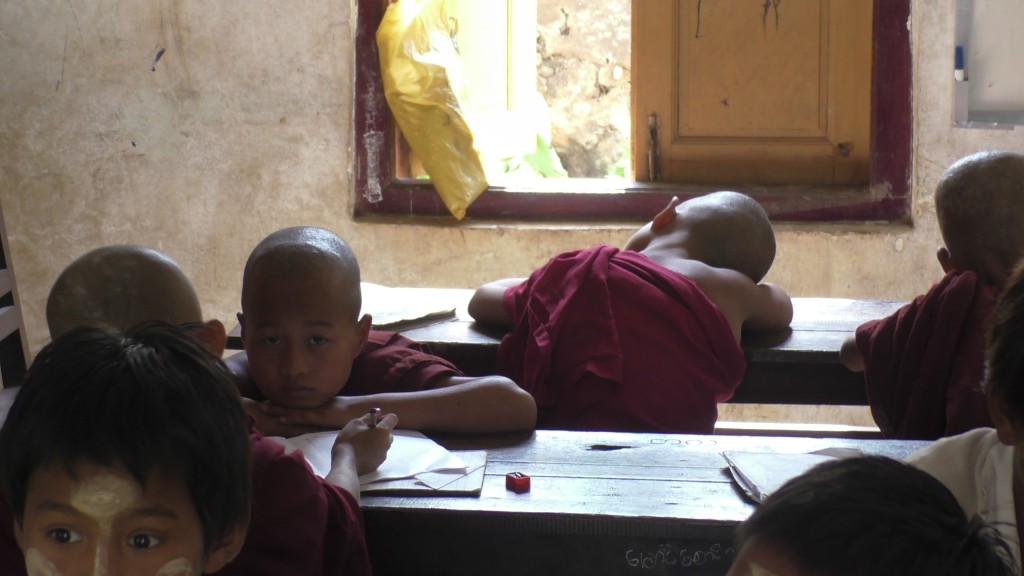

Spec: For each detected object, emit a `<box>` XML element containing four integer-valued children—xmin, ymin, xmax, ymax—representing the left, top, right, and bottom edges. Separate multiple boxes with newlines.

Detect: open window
<box><xmin>354</xmin><ymin>0</ymin><xmax>911</xmax><ymax>222</ymax></box>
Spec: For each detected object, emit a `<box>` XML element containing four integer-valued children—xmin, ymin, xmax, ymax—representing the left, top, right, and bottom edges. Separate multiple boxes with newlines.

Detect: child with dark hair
<box><xmin>0</xmin><ymin>323</ymin><xmax>251</xmax><ymax>575</ymax></box>
<box><xmin>908</xmin><ymin>258</ymin><xmax>1024</xmax><ymax>570</ymax></box>
<box><xmin>728</xmin><ymin>456</ymin><xmax>1015</xmax><ymax>576</ymax></box>
<box><xmin>0</xmin><ymin>244</ymin><xmax>387</xmax><ymax>576</ymax></box>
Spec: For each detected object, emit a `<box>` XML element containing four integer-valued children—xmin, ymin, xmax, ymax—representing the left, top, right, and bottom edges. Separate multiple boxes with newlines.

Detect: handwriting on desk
<box><xmin>649</xmin><ymin>438</ymin><xmax>717</xmax><ymax>447</ymax></box>
<box><xmin>625</xmin><ymin>543</ymin><xmax>734</xmax><ymax>571</ymax></box>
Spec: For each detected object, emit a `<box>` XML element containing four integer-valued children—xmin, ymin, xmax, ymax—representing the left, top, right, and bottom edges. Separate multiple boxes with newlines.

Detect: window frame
<box><xmin>353</xmin><ymin>0</ymin><xmax>911</xmax><ymax>223</ymax></box>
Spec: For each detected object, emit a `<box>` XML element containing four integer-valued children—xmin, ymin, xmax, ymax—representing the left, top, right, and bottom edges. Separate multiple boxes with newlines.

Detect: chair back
<box><xmin>0</xmin><ymin>205</ymin><xmax>27</xmax><ymax>388</ymax></box>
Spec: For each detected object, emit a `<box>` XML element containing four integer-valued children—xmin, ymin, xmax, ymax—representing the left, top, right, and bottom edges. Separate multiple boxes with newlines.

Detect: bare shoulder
<box><xmin>663</xmin><ymin>259</ymin><xmax>793</xmax><ymax>336</ymax></box>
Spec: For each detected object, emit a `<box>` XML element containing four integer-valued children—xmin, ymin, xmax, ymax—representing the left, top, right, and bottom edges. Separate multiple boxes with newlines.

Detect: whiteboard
<box><xmin>955</xmin><ymin>0</ymin><xmax>1024</xmax><ymax>126</ymax></box>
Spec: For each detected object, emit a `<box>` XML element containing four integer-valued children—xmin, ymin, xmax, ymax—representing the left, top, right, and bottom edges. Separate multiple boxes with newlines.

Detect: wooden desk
<box><xmin>226</xmin><ymin>290</ymin><xmax>905</xmax><ymax>406</ymax></box>
<box><xmin>362</xmin><ymin>429</ymin><xmax>929</xmax><ymax>576</ymax></box>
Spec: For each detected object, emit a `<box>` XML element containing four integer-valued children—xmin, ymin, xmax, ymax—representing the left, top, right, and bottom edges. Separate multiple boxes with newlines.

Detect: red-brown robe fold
<box><xmin>855</xmin><ymin>270</ymin><xmax>997</xmax><ymax>439</ymax></box>
<box><xmin>223</xmin><ymin>421</ymin><xmax>373</xmax><ymax>576</ymax></box>
<box><xmin>500</xmin><ymin>246</ymin><xmax>745</xmax><ymax>433</ymax></box>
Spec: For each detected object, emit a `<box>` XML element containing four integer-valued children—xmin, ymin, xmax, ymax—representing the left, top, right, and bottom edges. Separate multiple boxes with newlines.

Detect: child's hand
<box><xmin>334</xmin><ymin>411</ymin><xmax>398</xmax><ymax>476</ymax></box>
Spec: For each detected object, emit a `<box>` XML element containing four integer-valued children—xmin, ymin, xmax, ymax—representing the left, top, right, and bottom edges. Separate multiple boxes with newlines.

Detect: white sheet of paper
<box><xmin>413</xmin><ymin>451</ymin><xmax>486</xmax><ymax>489</ymax></box>
<box><xmin>360</xmin><ymin>282</ymin><xmax>456</xmax><ymax>328</ymax></box>
<box><xmin>721</xmin><ymin>448</ymin><xmax>863</xmax><ymax>503</ymax></box>
<box><xmin>268</xmin><ymin>429</ymin><xmax>468</xmax><ymax>487</ymax></box>
<box><xmin>360</xmin><ymin>430</ymin><xmax>467</xmax><ymax>485</ymax></box>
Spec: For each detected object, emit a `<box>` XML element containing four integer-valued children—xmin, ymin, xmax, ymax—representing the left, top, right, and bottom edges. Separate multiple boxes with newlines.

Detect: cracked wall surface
<box><xmin>0</xmin><ymin>0</ymin><xmax>1023</xmax><ymax>366</ymax></box>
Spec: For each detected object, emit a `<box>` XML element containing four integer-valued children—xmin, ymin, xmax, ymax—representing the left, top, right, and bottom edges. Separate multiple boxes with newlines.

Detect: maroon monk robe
<box><xmin>222</xmin><ymin>421</ymin><xmax>372</xmax><ymax>576</ymax></box>
<box><xmin>855</xmin><ymin>270</ymin><xmax>997</xmax><ymax>440</ymax></box>
<box><xmin>500</xmin><ymin>245</ymin><xmax>746</xmax><ymax>433</ymax></box>
<box><xmin>343</xmin><ymin>330</ymin><xmax>462</xmax><ymax>394</ymax></box>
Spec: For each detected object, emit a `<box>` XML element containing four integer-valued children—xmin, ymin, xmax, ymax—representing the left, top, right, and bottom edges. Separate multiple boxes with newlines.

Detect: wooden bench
<box><xmin>362</xmin><ymin>429</ymin><xmax>929</xmax><ymax>576</ymax></box>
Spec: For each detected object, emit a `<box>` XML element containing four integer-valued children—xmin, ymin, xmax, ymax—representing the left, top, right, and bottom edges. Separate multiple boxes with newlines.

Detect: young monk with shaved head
<box><xmin>229</xmin><ymin>226</ymin><xmax>537</xmax><ymax>437</ymax></box>
<box><xmin>0</xmin><ymin>244</ymin><xmax>387</xmax><ymax>576</ymax></box>
<box><xmin>469</xmin><ymin>191</ymin><xmax>793</xmax><ymax>433</ymax></box>
<box><xmin>842</xmin><ymin>151</ymin><xmax>1024</xmax><ymax>439</ymax></box>
<box><xmin>45</xmin><ymin>244</ymin><xmax>226</xmax><ymax>353</ymax></box>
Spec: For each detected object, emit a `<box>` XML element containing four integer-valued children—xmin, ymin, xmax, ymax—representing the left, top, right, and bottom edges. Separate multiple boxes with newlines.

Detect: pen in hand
<box><xmin>368</xmin><ymin>407</ymin><xmax>381</xmax><ymax>429</ymax></box>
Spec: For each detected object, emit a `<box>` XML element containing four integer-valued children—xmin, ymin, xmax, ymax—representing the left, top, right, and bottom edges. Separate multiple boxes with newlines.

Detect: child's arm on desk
<box><xmin>740</xmin><ymin>282</ymin><xmax>794</xmax><ymax>333</ymax></box>
<box><xmin>839</xmin><ymin>335</ymin><xmax>865</xmax><ymax>372</ymax></box>
<box><xmin>255</xmin><ymin>375</ymin><xmax>537</xmax><ymax>437</ymax></box>
<box><xmin>741</xmin><ymin>280</ymin><xmax>794</xmax><ymax>332</ymax></box>
<box><xmin>468</xmin><ymin>278</ymin><xmax>526</xmax><ymax>327</ymax></box>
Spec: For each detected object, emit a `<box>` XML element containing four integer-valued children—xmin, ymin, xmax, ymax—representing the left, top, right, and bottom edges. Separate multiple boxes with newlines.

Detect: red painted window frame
<box><xmin>353</xmin><ymin>0</ymin><xmax>911</xmax><ymax>223</ymax></box>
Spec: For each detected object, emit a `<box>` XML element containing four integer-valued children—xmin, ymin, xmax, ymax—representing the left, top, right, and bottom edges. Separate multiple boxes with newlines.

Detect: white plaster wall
<box><xmin>1</xmin><ymin>0</ymin><xmax>1023</xmax><ymax>360</ymax></box>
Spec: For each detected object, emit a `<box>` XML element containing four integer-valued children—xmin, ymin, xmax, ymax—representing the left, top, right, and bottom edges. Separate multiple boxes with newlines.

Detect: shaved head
<box><xmin>936</xmin><ymin>151</ymin><xmax>1024</xmax><ymax>283</ymax></box>
<box><xmin>46</xmin><ymin>245</ymin><xmax>202</xmax><ymax>338</ymax></box>
<box><xmin>678</xmin><ymin>191</ymin><xmax>777</xmax><ymax>282</ymax></box>
<box><xmin>241</xmin><ymin>227</ymin><xmax>362</xmax><ymax>320</ymax></box>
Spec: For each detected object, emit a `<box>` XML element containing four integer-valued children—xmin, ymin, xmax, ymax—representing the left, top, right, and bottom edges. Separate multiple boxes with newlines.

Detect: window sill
<box><xmin>353</xmin><ymin>179</ymin><xmax>911</xmax><ymax>224</ymax></box>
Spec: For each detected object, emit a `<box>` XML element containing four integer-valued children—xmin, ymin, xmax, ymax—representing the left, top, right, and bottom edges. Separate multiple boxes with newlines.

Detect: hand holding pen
<box><xmin>335</xmin><ymin>407</ymin><xmax>397</xmax><ymax>477</ymax></box>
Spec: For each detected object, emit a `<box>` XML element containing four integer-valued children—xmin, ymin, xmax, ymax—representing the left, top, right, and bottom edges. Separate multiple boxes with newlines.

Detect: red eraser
<box><xmin>505</xmin><ymin>472</ymin><xmax>531</xmax><ymax>493</ymax></box>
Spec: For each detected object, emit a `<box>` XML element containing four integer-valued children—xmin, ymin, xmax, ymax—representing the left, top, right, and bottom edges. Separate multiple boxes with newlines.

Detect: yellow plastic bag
<box><xmin>376</xmin><ymin>0</ymin><xmax>488</xmax><ymax>220</ymax></box>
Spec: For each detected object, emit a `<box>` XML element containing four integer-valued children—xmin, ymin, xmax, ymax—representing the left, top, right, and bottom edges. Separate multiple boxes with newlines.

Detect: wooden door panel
<box><xmin>634</xmin><ymin>0</ymin><xmax>871</xmax><ymax>186</ymax></box>
<box><xmin>678</xmin><ymin>0</ymin><xmax>828</xmax><ymax>139</ymax></box>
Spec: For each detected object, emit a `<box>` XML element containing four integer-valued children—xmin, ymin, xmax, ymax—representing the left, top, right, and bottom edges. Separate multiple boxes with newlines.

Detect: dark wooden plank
<box><xmin>732</xmin><ymin>361</ymin><xmax>869</xmax><ymax>405</ymax></box>
<box><xmin>362</xmin><ymin>430</ymin><xmax>929</xmax><ymax>576</ymax></box>
<box><xmin>225</xmin><ymin>291</ymin><xmax>906</xmax><ymax>405</ymax></box>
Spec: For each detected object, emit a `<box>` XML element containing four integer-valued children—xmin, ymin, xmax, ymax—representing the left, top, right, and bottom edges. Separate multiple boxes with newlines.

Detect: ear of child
<box><xmin>202</xmin><ymin>522</ymin><xmax>248</xmax><ymax>573</ymax></box>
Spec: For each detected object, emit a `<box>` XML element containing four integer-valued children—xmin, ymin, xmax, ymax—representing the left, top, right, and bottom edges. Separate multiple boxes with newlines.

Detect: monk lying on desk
<box><xmin>469</xmin><ymin>191</ymin><xmax>793</xmax><ymax>433</ymax></box>
<box><xmin>841</xmin><ymin>151</ymin><xmax>1024</xmax><ymax>439</ymax></box>
<box><xmin>227</xmin><ymin>226</ymin><xmax>537</xmax><ymax>437</ymax></box>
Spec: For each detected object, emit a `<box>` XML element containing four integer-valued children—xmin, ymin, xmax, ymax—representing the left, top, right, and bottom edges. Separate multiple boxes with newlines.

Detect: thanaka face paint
<box><xmin>18</xmin><ymin>462</ymin><xmax>211</xmax><ymax>576</ymax></box>
<box><xmin>155</xmin><ymin>557</ymin><xmax>198</xmax><ymax>576</ymax></box>
<box><xmin>69</xmin><ymin>473</ymin><xmax>142</xmax><ymax>574</ymax></box>
<box><xmin>24</xmin><ymin>548</ymin><xmax>62</xmax><ymax>576</ymax></box>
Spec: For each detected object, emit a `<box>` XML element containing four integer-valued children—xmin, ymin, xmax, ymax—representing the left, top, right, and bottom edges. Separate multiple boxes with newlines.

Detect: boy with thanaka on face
<box><xmin>0</xmin><ymin>323</ymin><xmax>252</xmax><ymax>576</ymax></box>
<box><xmin>0</xmin><ymin>244</ymin><xmax>387</xmax><ymax>576</ymax></box>
<box><xmin>469</xmin><ymin>191</ymin><xmax>793</xmax><ymax>433</ymax></box>
<box><xmin>228</xmin><ymin>226</ymin><xmax>537</xmax><ymax>437</ymax></box>
<box><xmin>841</xmin><ymin>151</ymin><xmax>1024</xmax><ymax>439</ymax></box>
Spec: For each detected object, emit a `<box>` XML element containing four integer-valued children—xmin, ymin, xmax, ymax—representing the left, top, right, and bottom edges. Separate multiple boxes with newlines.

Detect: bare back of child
<box><xmin>620</xmin><ymin>192</ymin><xmax>793</xmax><ymax>341</ymax></box>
